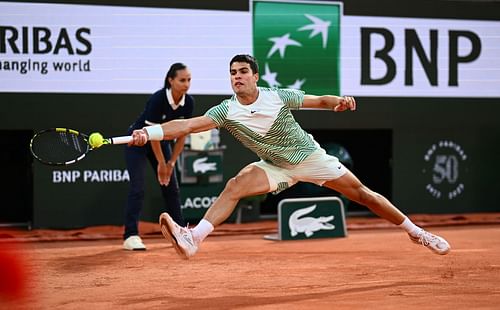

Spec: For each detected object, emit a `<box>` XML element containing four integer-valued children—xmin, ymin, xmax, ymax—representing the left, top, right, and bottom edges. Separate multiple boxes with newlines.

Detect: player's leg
<box><xmin>159</xmin><ymin>163</ymin><xmax>272</xmax><ymax>258</ymax></box>
<box><xmin>323</xmin><ymin>170</ymin><xmax>405</xmax><ymax>225</ymax></box>
<box><xmin>294</xmin><ymin>149</ymin><xmax>405</xmax><ymax>225</ymax></box>
<box><xmin>203</xmin><ymin>164</ymin><xmax>271</xmax><ymax>226</ymax></box>
<box><xmin>322</xmin><ymin>171</ymin><xmax>450</xmax><ymax>255</ymax></box>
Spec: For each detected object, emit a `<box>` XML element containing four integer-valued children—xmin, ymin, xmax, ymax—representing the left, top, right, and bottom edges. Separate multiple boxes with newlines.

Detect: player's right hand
<box><xmin>129</xmin><ymin>129</ymin><xmax>149</xmax><ymax>146</ymax></box>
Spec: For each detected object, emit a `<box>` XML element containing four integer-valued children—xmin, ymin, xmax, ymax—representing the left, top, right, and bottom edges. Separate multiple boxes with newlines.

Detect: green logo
<box><xmin>253</xmin><ymin>0</ymin><xmax>341</xmax><ymax>95</ymax></box>
<box><xmin>185</xmin><ymin>154</ymin><xmax>223</xmax><ymax>176</ymax></box>
<box><xmin>263</xmin><ymin>197</ymin><xmax>347</xmax><ymax>241</ymax></box>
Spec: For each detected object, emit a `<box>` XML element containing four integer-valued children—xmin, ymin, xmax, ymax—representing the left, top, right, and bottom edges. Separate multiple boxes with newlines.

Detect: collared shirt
<box><xmin>166</xmin><ymin>88</ymin><xmax>185</xmax><ymax>111</ymax></box>
<box><xmin>128</xmin><ymin>88</ymin><xmax>194</xmax><ymax>132</ymax></box>
<box><xmin>205</xmin><ymin>87</ymin><xmax>317</xmax><ymax>167</ymax></box>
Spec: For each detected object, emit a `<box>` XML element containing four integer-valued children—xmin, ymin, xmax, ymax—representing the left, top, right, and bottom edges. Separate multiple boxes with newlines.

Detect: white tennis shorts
<box><xmin>251</xmin><ymin>148</ymin><xmax>348</xmax><ymax>194</ymax></box>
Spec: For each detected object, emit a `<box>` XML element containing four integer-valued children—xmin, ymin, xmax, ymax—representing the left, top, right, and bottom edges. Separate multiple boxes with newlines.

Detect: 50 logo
<box><xmin>423</xmin><ymin>140</ymin><xmax>467</xmax><ymax>200</ymax></box>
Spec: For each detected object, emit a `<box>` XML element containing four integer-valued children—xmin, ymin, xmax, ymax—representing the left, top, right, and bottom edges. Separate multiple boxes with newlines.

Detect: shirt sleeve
<box><xmin>275</xmin><ymin>88</ymin><xmax>305</xmax><ymax>110</ymax></box>
<box><xmin>204</xmin><ymin>100</ymin><xmax>229</xmax><ymax>128</ymax></box>
<box><xmin>184</xmin><ymin>95</ymin><xmax>195</xmax><ymax>118</ymax></box>
<box><xmin>144</xmin><ymin>91</ymin><xmax>165</xmax><ymax>124</ymax></box>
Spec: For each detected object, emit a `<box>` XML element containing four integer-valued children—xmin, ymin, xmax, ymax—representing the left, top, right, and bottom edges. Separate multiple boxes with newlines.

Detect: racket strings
<box><xmin>60</xmin><ymin>132</ymin><xmax>85</xmax><ymax>153</ymax></box>
<box><xmin>31</xmin><ymin>130</ymin><xmax>89</xmax><ymax>164</ymax></box>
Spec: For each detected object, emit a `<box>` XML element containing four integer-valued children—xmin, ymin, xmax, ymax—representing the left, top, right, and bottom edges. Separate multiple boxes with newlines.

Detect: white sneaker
<box><xmin>409</xmin><ymin>229</ymin><xmax>450</xmax><ymax>255</ymax></box>
<box><xmin>159</xmin><ymin>212</ymin><xmax>198</xmax><ymax>259</ymax></box>
<box><xmin>123</xmin><ymin>235</ymin><xmax>146</xmax><ymax>251</ymax></box>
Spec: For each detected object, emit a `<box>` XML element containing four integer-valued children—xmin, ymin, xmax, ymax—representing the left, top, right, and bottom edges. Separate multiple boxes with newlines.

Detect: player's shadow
<box><xmin>153</xmin><ymin>281</ymin><xmax>438</xmax><ymax>310</ymax></box>
<box><xmin>53</xmin><ymin>245</ymin><xmax>166</xmax><ymax>273</ymax></box>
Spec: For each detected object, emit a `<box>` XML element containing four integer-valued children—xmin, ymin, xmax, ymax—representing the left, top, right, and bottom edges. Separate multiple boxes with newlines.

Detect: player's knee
<box><xmin>224</xmin><ymin>165</ymin><xmax>266</xmax><ymax>199</ymax></box>
<box><xmin>224</xmin><ymin>177</ymin><xmax>245</xmax><ymax>200</ymax></box>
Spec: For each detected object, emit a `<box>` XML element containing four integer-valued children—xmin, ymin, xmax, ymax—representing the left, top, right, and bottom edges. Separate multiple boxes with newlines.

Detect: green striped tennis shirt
<box><xmin>205</xmin><ymin>87</ymin><xmax>319</xmax><ymax>168</ymax></box>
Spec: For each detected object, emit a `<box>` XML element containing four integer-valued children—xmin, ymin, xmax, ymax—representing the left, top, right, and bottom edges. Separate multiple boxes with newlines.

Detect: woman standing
<box><xmin>123</xmin><ymin>63</ymin><xmax>194</xmax><ymax>250</ymax></box>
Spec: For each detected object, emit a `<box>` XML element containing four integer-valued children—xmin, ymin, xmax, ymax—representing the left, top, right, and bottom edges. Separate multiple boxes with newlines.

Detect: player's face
<box><xmin>230</xmin><ymin>62</ymin><xmax>258</xmax><ymax>95</ymax></box>
<box><xmin>169</xmin><ymin>68</ymin><xmax>192</xmax><ymax>94</ymax></box>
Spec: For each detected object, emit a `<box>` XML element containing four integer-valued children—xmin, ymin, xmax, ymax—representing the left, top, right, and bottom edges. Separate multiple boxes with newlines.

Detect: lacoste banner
<box><xmin>184</xmin><ymin>153</ymin><xmax>223</xmax><ymax>176</ymax></box>
<box><xmin>264</xmin><ymin>196</ymin><xmax>347</xmax><ymax>241</ymax></box>
<box><xmin>253</xmin><ymin>1</ymin><xmax>341</xmax><ymax>95</ymax></box>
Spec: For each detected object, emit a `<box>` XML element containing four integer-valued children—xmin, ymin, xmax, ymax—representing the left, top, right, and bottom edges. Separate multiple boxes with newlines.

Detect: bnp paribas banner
<box><xmin>253</xmin><ymin>1</ymin><xmax>341</xmax><ymax>95</ymax></box>
<box><xmin>0</xmin><ymin>1</ymin><xmax>251</xmax><ymax>94</ymax></box>
<box><xmin>1</xmin><ymin>0</ymin><xmax>500</xmax><ymax>97</ymax></box>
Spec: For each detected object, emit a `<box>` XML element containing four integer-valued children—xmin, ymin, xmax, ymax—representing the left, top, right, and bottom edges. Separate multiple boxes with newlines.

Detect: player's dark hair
<box><xmin>230</xmin><ymin>54</ymin><xmax>259</xmax><ymax>74</ymax></box>
<box><xmin>164</xmin><ymin>62</ymin><xmax>187</xmax><ymax>89</ymax></box>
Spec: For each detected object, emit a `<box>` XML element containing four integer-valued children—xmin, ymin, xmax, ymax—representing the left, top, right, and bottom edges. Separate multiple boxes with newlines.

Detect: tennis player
<box><xmin>130</xmin><ymin>54</ymin><xmax>450</xmax><ymax>258</ymax></box>
<box><xmin>123</xmin><ymin>63</ymin><xmax>194</xmax><ymax>251</ymax></box>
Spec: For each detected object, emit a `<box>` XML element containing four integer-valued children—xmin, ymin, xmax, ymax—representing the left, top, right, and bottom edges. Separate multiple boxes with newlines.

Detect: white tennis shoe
<box><xmin>159</xmin><ymin>212</ymin><xmax>198</xmax><ymax>259</ymax></box>
<box><xmin>409</xmin><ymin>229</ymin><xmax>450</xmax><ymax>255</ymax></box>
<box><xmin>123</xmin><ymin>235</ymin><xmax>146</xmax><ymax>251</ymax></box>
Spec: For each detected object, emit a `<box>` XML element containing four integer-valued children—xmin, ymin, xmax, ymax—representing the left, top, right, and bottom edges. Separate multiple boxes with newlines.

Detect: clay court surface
<box><xmin>1</xmin><ymin>214</ymin><xmax>500</xmax><ymax>309</ymax></box>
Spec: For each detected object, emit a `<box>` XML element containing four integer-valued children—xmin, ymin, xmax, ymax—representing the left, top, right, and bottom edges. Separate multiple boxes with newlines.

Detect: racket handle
<box><xmin>109</xmin><ymin>136</ymin><xmax>133</xmax><ymax>145</ymax></box>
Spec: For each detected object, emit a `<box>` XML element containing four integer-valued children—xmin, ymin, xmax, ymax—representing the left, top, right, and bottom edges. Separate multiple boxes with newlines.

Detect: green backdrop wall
<box><xmin>1</xmin><ymin>0</ymin><xmax>499</xmax><ymax>228</ymax></box>
<box><xmin>1</xmin><ymin>93</ymin><xmax>499</xmax><ymax>228</ymax></box>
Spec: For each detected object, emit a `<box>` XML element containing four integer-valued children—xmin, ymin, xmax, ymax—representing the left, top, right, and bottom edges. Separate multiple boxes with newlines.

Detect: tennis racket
<box><xmin>30</xmin><ymin>128</ymin><xmax>132</xmax><ymax>166</ymax></box>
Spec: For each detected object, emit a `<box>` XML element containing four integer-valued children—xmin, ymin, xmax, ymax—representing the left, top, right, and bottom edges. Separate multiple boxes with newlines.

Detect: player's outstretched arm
<box><xmin>129</xmin><ymin>116</ymin><xmax>217</xmax><ymax>146</ymax></box>
<box><xmin>303</xmin><ymin>95</ymin><xmax>356</xmax><ymax>112</ymax></box>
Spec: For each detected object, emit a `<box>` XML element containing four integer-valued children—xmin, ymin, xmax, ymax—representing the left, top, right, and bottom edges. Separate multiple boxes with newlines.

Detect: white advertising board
<box><xmin>1</xmin><ymin>1</ymin><xmax>499</xmax><ymax>97</ymax></box>
<box><xmin>0</xmin><ymin>2</ymin><xmax>251</xmax><ymax>94</ymax></box>
<box><xmin>341</xmin><ymin>16</ymin><xmax>500</xmax><ymax>97</ymax></box>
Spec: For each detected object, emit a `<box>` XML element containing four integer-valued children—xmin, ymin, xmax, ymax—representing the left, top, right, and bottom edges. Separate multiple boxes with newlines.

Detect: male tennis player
<box><xmin>130</xmin><ymin>54</ymin><xmax>451</xmax><ymax>259</ymax></box>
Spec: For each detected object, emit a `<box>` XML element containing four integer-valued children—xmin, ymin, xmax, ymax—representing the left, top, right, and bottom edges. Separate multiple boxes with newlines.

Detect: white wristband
<box><xmin>144</xmin><ymin>125</ymin><xmax>164</xmax><ymax>141</ymax></box>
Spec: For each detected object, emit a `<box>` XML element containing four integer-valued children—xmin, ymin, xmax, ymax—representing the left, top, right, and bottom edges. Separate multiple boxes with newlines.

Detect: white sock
<box><xmin>398</xmin><ymin>217</ymin><xmax>422</xmax><ymax>237</ymax></box>
<box><xmin>191</xmin><ymin>219</ymin><xmax>214</xmax><ymax>244</ymax></box>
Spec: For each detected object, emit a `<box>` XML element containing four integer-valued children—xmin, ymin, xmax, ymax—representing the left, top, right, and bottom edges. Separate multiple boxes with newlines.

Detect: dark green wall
<box><xmin>296</xmin><ymin>97</ymin><xmax>500</xmax><ymax>215</ymax></box>
<box><xmin>1</xmin><ymin>93</ymin><xmax>499</xmax><ymax>228</ymax></box>
<box><xmin>0</xmin><ymin>93</ymin><xmax>257</xmax><ymax>228</ymax></box>
<box><xmin>1</xmin><ymin>0</ymin><xmax>500</xmax><ymax>228</ymax></box>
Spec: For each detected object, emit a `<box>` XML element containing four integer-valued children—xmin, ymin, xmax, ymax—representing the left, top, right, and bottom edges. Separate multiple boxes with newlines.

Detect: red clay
<box><xmin>2</xmin><ymin>223</ymin><xmax>500</xmax><ymax>309</ymax></box>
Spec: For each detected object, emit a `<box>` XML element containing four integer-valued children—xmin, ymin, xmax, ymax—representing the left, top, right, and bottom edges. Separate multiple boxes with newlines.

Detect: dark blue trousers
<box><xmin>123</xmin><ymin>142</ymin><xmax>185</xmax><ymax>239</ymax></box>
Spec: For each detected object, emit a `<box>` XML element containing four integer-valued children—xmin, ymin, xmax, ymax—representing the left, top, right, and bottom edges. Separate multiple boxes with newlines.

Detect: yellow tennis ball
<box><xmin>88</xmin><ymin>132</ymin><xmax>104</xmax><ymax>149</ymax></box>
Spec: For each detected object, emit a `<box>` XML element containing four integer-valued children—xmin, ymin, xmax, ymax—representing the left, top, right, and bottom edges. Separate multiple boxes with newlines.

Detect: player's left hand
<box><xmin>334</xmin><ymin>96</ymin><xmax>356</xmax><ymax>112</ymax></box>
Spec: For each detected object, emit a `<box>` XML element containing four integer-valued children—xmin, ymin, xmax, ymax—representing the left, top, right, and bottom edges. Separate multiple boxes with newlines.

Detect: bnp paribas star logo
<box><xmin>252</xmin><ymin>0</ymin><xmax>342</xmax><ymax>95</ymax></box>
